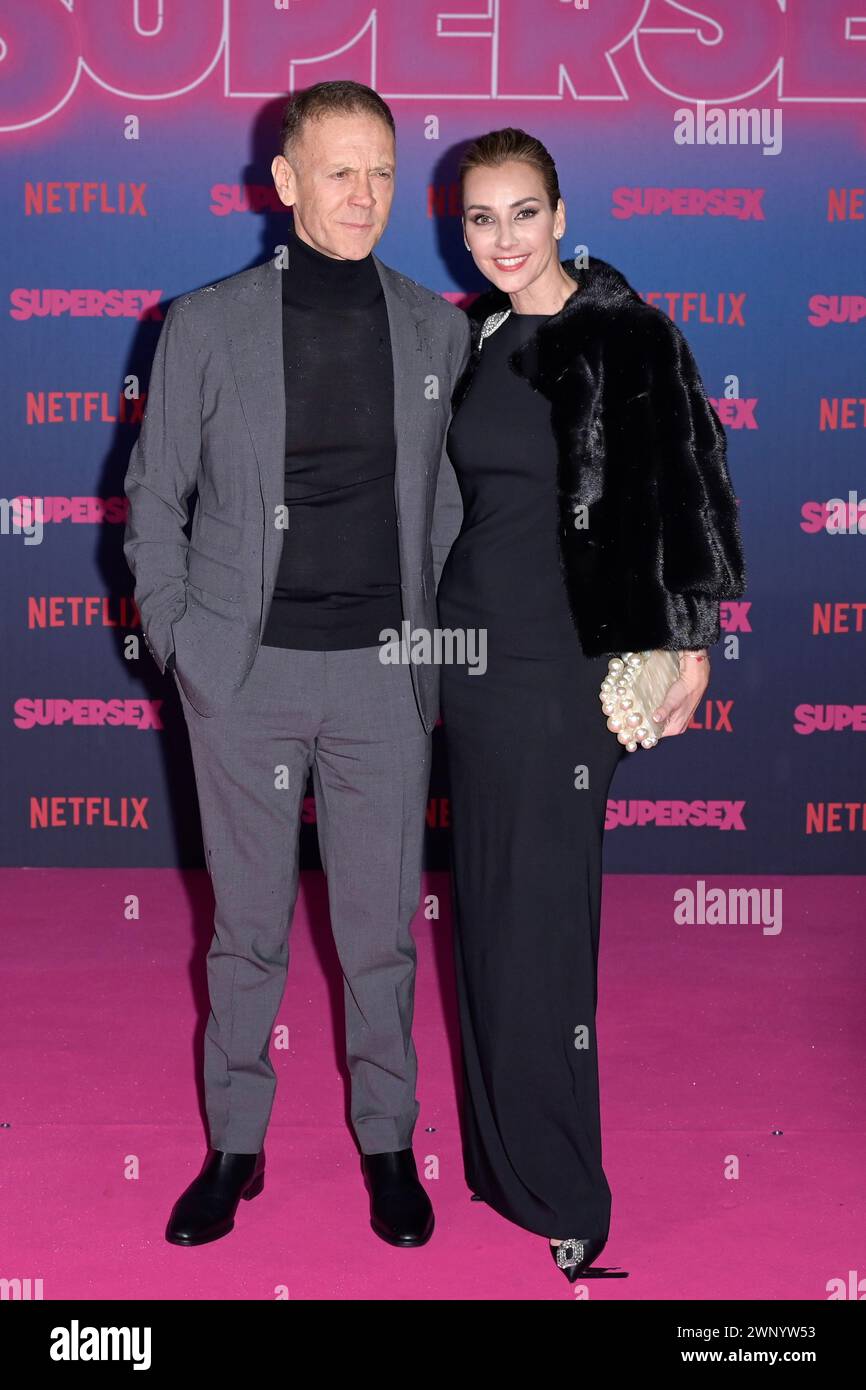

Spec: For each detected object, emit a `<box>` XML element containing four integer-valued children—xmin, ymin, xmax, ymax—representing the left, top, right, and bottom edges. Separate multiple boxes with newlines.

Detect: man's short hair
<box><xmin>279</xmin><ymin>81</ymin><xmax>396</xmax><ymax>160</ymax></box>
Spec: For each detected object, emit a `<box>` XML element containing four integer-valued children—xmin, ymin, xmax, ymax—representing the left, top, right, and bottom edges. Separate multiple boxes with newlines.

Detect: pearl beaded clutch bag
<box><xmin>599</xmin><ymin>650</ymin><xmax>680</xmax><ymax>751</ymax></box>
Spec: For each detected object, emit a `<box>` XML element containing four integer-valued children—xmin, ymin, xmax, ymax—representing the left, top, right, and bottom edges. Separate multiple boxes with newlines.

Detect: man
<box><xmin>123</xmin><ymin>80</ymin><xmax>469</xmax><ymax>1248</ymax></box>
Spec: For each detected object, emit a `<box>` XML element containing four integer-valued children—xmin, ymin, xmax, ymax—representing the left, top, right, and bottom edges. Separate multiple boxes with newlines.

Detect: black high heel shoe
<box><xmin>549</xmin><ymin>1236</ymin><xmax>607</xmax><ymax>1281</ymax></box>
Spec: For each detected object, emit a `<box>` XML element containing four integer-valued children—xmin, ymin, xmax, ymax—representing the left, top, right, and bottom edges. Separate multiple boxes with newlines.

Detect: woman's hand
<box><xmin>652</xmin><ymin>650</ymin><xmax>710</xmax><ymax>736</ymax></box>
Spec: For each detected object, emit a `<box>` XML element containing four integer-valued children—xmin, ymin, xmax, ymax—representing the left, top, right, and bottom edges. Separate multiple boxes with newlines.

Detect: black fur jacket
<box><xmin>451</xmin><ymin>255</ymin><xmax>747</xmax><ymax>656</ymax></box>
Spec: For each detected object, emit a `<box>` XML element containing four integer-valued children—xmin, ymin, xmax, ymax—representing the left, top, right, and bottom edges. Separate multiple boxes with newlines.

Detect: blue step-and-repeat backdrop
<box><xmin>1</xmin><ymin>1</ymin><xmax>863</xmax><ymax>873</ymax></box>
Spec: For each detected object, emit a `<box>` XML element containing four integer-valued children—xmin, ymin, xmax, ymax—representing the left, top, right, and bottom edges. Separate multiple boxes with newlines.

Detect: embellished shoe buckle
<box><xmin>556</xmin><ymin>1238</ymin><xmax>585</xmax><ymax>1270</ymax></box>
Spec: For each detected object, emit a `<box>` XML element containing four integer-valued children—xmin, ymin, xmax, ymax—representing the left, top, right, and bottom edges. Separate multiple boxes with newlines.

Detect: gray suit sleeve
<box><xmin>123</xmin><ymin>299</ymin><xmax>201</xmax><ymax>674</ymax></box>
<box><xmin>431</xmin><ymin>312</ymin><xmax>471</xmax><ymax>591</ymax></box>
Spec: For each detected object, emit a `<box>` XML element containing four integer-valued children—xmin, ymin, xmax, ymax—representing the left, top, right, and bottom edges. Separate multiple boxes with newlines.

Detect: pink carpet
<box><xmin>1</xmin><ymin>869</ymin><xmax>863</xmax><ymax>1301</ymax></box>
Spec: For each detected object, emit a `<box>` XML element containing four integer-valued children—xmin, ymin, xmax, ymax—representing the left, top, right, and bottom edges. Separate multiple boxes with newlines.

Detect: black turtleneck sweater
<box><xmin>261</xmin><ymin>219</ymin><xmax>402</xmax><ymax>650</ymax></box>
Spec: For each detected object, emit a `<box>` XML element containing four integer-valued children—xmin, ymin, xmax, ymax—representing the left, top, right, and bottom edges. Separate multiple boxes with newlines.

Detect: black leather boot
<box><xmin>165</xmin><ymin>1148</ymin><xmax>265</xmax><ymax>1246</ymax></box>
<box><xmin>361</xmin><ymin>1149</ymin><xmax>434</xmax><ymax>1247</ymax></box>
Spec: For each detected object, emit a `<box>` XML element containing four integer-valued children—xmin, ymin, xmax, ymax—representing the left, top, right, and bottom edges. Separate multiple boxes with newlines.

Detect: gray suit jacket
<box><xmin>123</xmin><ymin>252</ymin><xmax>469</xmax><ymax>729</ymax></box>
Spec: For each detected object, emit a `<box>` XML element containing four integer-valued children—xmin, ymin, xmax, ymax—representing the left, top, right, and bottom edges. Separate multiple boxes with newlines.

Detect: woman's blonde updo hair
<box><xmin>458</xmin><ymin>127</ymin><xmax>561</xmax><ymax>212</ymax></box>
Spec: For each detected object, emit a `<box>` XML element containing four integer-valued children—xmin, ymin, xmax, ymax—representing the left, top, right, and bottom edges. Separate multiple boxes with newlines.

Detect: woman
<box><xmin>437</xmin><ymin>128</ymin><xmax>746</xmax><ymax>1280</ymax></box>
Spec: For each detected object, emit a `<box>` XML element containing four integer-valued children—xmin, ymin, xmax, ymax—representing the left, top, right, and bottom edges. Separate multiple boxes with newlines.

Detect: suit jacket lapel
<box><xmin>224</xmin><ymin>257</ymin><xmax>285</xmax><ymax>606</ymax></box>
<box><xmin>372</xmin><ymin>254</ymin><xmax>428</xmax><ymax>582</ymax></box>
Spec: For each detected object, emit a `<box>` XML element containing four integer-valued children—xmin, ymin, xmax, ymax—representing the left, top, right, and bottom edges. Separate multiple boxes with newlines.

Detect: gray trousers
<box><xmin>173</xmin><ymin>641</ymin><xmax>431</xmax><ymax>1155</ymax></box>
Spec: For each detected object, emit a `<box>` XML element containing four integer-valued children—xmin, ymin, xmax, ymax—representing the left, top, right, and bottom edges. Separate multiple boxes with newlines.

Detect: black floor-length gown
<box><xmin>439</xmin><ymin>307</ymin><xmax>627</xmax><ymax>1240</ymax></box>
